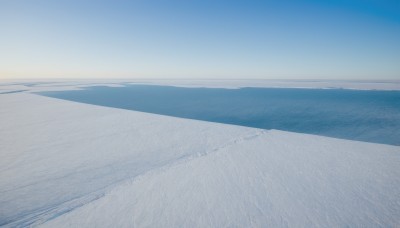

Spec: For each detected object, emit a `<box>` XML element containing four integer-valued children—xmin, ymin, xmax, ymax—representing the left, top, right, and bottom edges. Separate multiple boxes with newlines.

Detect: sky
<box><xmin>0</xmin><ymin>0</ymin><xmax>399</xmax><ymax>80</ymax></box>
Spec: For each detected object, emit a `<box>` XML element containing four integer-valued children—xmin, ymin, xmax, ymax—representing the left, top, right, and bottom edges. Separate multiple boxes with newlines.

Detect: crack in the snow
<box><xmin>3</xmin><ymin>129</ymin><xmax>268</xmax><ymax>227</ymax></box>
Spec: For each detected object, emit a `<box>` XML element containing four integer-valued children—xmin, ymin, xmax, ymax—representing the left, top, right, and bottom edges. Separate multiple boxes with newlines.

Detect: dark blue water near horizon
<box><xmin>39</xmin><ymin>85</ymin><xmax>400</xmax><ymax>145</ymax></box>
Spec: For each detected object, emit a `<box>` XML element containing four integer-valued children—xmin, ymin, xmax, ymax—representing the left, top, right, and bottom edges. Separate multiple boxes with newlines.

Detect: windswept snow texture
<box><xmin>40</xmin><ymin>85</ymin><xmax>400</xmax><ymax>145</ymax></box>
<box><xmin>0</xmin><ymin>92</ymin><xmax>400</xmax><ymax>227</ymax></box>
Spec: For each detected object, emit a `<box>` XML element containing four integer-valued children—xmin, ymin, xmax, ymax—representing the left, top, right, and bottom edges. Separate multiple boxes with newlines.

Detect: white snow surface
<box><xmin>1</xmin><ymin>91</ymin><xmax>400</xmax><ymax>227</ymax></box>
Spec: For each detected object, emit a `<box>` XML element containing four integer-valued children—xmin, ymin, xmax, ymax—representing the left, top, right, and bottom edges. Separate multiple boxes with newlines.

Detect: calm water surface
<box><xmin>39</xmin><ymin>85</ymin><xmax>400</xmax><ymax>145</ymax></box>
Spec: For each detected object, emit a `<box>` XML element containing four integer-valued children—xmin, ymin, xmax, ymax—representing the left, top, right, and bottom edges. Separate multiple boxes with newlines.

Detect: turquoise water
<box><xmin>39</xmin><ymin>85</ymin><xmax>400</xmax><ymax>145</ymax></box>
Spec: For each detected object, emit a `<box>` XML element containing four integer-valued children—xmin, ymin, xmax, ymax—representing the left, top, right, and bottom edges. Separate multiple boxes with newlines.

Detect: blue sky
<box><xmin>1</xmin><ymin>0</ymin><xmax>399</xmax><ymax>79</ymax></box>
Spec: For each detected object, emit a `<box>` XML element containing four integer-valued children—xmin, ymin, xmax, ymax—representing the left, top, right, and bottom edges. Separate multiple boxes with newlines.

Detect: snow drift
<box><xmin>1</xmin><ymin>92</ymin><xmax>399</xmax><ymax>227</ymax></box>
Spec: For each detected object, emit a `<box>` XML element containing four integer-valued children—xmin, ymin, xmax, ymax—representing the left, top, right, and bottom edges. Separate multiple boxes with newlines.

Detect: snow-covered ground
<box><xmin>1</xmin><ymin>81</ymin><xmax>400</xmax><ymax>227</ymax></box>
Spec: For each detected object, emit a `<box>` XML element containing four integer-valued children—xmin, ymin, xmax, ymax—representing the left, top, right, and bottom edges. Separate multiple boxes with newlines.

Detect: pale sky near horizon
<box><xmin>1</xmin><ymin>0</ymin><xmax>399</xmax><ymax>80</ymax></box>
